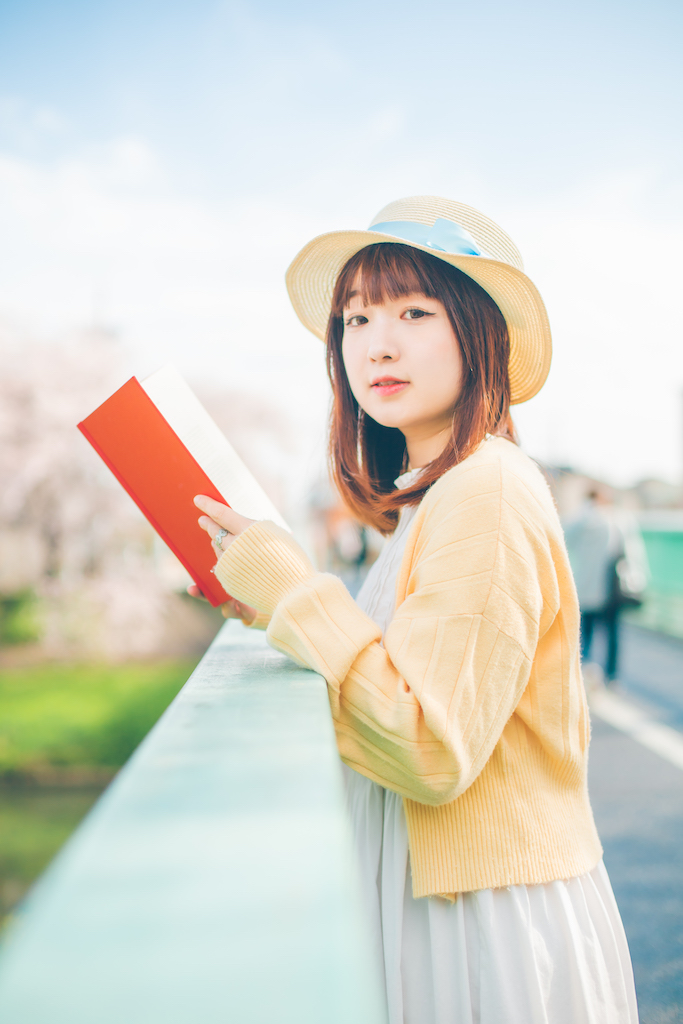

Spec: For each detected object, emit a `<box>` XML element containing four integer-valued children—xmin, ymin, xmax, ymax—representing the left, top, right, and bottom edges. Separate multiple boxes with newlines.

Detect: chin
<box><xmin>367</xmin><ymin>410</ymin><xmax>407</xmax><ymax>431</ymax></box>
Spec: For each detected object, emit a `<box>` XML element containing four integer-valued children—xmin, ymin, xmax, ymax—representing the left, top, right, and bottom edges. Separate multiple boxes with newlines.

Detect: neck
<box><xmin>405</xmin><ymin>425</ymin><xmax>453</xmax><ymax>469</ymax></box>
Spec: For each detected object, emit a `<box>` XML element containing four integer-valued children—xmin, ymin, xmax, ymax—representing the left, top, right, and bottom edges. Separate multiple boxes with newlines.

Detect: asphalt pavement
<box><xmin>587</xmin><ymin>623</ymin><xmax>683</xmax><ymax>1024</ymax></box>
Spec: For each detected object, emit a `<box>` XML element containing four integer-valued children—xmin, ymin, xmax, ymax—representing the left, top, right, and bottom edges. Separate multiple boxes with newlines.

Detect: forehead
<box><xmin>333</xmin><ymin>242</ymin><xmax>447</xmax><ymax>315</ymax></box>
<box><xmin>339</xmin><ymin>259</ymin><xmax>438</xmax><ymax>310</ymax></box>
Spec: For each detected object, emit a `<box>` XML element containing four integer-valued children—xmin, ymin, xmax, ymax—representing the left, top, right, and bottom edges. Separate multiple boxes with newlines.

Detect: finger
<box><xmin>220</xmin><ymin>599</ymin><xmax>244</xmax><ymax>620</ymax></box>
<box><xmin>194</xmin><ymin>495</ymin><xmax>254</xmax><ymax>534</ymax></box>
<box><xmin>196</xmin><ymin>517</ymin><xmax>236</xmax><ymax>557</ymax></box>
<box><xmin>220</xmin><ymin>598</ymin><xmax>254</xmax><ymax>622</ymax></box>
<box><xmin>233</xmin><ymin>599</ymin><xmax>257</xmax><ymax>625</ymax></box>
<box><xmin>186</xmin><ymin>583</ymin><xmax>207</xmax><ymax>602</ymax></box>
<box><xmin>197</xmin><ymin>514</ymin><xmax>224</xmax><ymax>538</ymax></box>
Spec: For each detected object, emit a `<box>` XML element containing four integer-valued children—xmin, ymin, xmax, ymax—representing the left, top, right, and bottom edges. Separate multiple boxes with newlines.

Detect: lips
<box><xmin>371</xmin><ymin>377</ymin><xmax>409</xmax><ymax>396</ymax></box>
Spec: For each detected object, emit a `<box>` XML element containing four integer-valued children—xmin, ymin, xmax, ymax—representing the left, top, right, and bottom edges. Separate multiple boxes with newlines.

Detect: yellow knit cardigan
<box><xmin>215</xmin><ymin>438</ymin><xmax>602</xmax><ymax>898</ymax></box>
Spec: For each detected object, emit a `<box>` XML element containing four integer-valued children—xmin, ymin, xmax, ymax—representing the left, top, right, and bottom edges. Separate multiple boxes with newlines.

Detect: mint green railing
<box><xmin>626</xmin><ymin>521</ymin><xmax>683</xmax><ymax>639</ymax></box>
<box><xmin>641</xmin><ymin>529</ymin><xmax>683</xmax><ymax>593</ymax></box>
<box><xmin>0</xmin><ymin>623</ymin><xmax>385</xmax><ymax>1024</ymax></box>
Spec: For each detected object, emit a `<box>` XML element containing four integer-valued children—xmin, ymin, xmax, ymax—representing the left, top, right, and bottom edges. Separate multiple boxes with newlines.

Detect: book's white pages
<box><xmin>141</xmin><ymin>365</ymin><xmax>290</xmax><ymax>531</ymax></box>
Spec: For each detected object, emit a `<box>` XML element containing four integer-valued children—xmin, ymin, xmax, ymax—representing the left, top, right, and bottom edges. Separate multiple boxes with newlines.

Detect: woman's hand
<box><xmin>186</xmin><ymin>583</ymin><xmax>258</xmax><ymax>625</ymax></box>
<box><xmin>189</xmin><ymin>494</ymin><xmax>258</xmax><ymax>626</ymax></box>
<box><xmin>193</xmin><ymin>494</ymin><xmax>255</xmax><ymax>550</ymax></box>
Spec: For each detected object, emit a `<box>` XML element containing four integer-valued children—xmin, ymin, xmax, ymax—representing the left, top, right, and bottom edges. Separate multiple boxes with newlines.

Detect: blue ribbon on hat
<box><xmin>369</xmin><ymin>217</ymin><xmax>482</xmax><ymax>256</ymax></box>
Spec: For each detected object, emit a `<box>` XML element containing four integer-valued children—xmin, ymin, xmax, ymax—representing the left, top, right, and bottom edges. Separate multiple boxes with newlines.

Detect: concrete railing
<box><xmin>0</xmin><ymin>622</ymin><xmax>385</xmax><ymax>1023</ymax></box>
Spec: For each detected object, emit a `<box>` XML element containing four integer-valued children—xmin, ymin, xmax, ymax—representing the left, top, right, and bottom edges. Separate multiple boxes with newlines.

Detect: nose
<box><xmin>366</xmin><ymin>312</ymin><xmax>400</xmax><ymax>362</ymax></box>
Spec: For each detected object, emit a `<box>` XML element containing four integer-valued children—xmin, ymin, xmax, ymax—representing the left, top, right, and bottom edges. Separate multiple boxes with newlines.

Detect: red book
<box><xmin>78</xmin><ymin>366</ymin><xmax>288</xmax><ymax>607</ymax></box>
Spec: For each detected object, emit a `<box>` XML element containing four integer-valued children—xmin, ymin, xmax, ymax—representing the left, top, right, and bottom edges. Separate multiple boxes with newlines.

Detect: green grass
<box><xmin>0</xmin><ymin>658</ymin><xmax>199</xmax><ymax>925</ymax></box>
<box><xmin>0</xmin><ymin>660</ymin><xmax>199</xmax><ymax>780</ymax></box>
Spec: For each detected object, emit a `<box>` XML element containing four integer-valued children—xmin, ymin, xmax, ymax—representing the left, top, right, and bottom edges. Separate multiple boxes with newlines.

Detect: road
<box><xmin>587</xmin><ymin>623</ymin><xmax>683</xmax><ymax>1024</ymax></box>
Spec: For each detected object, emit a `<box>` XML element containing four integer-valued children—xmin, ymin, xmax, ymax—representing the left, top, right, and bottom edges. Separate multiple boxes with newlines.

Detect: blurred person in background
<box><xmin>564</xmin><ymin>489</ymin><xmax>647</xmax><ymax>685</ymax></box>
<box><xmin>191</xmin><ymin>198</ymin><xmax>638</xmax><ymax>1023</ymax></box>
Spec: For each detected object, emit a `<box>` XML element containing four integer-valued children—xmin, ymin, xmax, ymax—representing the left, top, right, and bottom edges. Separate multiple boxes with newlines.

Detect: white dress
<box><xmin>343</xmin><ymin>469</ymin><xmax>639</xmax><ymax>1024</ymax></box>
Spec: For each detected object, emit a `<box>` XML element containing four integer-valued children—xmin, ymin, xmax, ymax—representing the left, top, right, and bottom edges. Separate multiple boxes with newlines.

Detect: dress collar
<box><xmin>394</xmin><ymin>467</ymin><xmax>424</xmax><ymax>491</ymax></box>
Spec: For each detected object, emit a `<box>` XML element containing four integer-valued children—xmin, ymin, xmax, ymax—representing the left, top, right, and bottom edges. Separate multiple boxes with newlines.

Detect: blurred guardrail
<box><xmin>0</xmin><ymin>622</ymin><xmax>385</xmax><ymax>1024</ymax></box>
<box><xmin>629</xmin><ymin>512</ymin><xmax>683</xmax><ymax>639</ymax></box>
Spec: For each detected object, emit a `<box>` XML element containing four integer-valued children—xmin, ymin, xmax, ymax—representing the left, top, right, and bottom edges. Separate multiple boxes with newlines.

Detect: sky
<box><xmin>0</xmin><ymin>0</ymin><xmax>682</xmax><ymax>486</ymax></box>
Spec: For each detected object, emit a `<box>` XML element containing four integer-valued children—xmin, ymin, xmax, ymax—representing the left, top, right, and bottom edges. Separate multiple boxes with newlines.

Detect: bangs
<box><xmin>332</xmin><ymin>243</ymin><xmax>442</xmax><ymax>314</ymax></box>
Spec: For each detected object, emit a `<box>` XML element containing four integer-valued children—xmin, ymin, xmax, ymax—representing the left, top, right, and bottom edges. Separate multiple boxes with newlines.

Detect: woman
<box><xmin>192</xmin><ymin>197</ymin><xmax>638</xmax><ymax>1023</ymax></box>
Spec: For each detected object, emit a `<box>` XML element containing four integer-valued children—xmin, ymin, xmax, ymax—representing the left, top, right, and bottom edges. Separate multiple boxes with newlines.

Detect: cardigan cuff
<box><xmin>215</xmin><ymin>520</ymin><xmax>316</xmax><ymax>615</ymax></box>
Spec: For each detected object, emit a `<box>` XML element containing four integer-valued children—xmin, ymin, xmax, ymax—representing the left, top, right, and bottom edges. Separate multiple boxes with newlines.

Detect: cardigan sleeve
<box><xmin>216</xmin><ymin>457</ymin><xmax>560</xmax><ymax>806</ymax></box>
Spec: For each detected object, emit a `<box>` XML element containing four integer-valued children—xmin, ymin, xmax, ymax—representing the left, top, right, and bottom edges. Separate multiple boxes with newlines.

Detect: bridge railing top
<box><xmin>0</xmin><ymin>622</ymin><xmax>385</xmax><ymax>1024</ymax></box>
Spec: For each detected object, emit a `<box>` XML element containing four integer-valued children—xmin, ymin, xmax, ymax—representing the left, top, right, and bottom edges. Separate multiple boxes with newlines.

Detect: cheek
<box><xmin>422</xmin><ymin>336</ymin><xmax>464</xmax><ymax>405</ymax></box>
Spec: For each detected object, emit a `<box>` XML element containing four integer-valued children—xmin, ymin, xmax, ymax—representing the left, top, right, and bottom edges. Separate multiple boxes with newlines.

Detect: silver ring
<box><xmin>213</xmin><ymin>527</ymin><xmax>229</xmax><ymax>551</ymax></box>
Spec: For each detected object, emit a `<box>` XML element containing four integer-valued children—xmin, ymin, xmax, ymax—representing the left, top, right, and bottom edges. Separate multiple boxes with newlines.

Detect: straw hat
<box><xmin>285</xmin><ymin>196</ymin><xmax>551</xmax><ymax>405</ymax></box>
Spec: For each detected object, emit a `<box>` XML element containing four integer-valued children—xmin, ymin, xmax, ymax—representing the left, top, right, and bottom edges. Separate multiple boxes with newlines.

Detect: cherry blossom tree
<box><xmin>0</xmin><ymin>320</ymin><xmax>298</xmax><ymax>660</ymax></box>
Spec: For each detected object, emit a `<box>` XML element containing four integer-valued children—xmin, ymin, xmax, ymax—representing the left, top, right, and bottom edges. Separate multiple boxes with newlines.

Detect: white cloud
<box><xmin>0</xmin><ymin>137</ymin><xmax>329</xmax><ymax>420</ymax></box>
<box><xmin>0</xmin><ymin>95</ymin><xmax>68</xmax><ymax>145</ymax></box>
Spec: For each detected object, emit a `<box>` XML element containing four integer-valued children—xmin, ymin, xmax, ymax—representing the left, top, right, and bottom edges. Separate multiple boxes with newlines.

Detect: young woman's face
<box><xmin>341</xmin><ymin>289</ymin><xmax>464</xmax><ymax>465</ymax></box>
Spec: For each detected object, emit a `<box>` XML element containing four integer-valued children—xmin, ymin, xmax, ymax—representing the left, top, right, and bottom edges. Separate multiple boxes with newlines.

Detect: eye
<box><xmin>345</xmin><ymin>314</ymin><xmax>368</xmax><ymax>327</ymax></box>
<box><xmin>403</xmin><ymin>308</ymin><xmax>433</xmax><ymax>320</ymax></box>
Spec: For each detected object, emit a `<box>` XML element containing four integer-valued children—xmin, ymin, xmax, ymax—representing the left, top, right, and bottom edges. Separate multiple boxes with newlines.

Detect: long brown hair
<box><xmin>327</xmin><ymin>242</ymin><xmax>517</xmax><ymax>534</ymax></box>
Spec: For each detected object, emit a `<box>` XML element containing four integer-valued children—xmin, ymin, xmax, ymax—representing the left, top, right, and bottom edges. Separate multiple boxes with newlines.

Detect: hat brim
<box><xmin>285</xmin><ymin>229</ymin><xmax>552</xmax><ymax>405</ymax></box>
